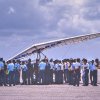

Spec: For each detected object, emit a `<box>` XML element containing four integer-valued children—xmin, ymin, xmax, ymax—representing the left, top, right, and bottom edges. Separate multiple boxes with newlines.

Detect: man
<box><xmin>33</xmin><ymin>59</ymin><xmax>39</xmax><ymax>84</ymax></box>
<box><xmin>70</xmin><ymin>59</ymin><xmax>76</xmax><ymax>86</ymax></box>
<box><xmin>45</xmin><ymin>59</ymin><xmax>51</xmax><ymax>85</ymax></box>
<box><xmin>38</xmin><ymin>59</ymin><xmax>46</xmax><ymax>85</ymax></box>
<box><xmin>21</xmin><ymin>61</ymin><xmax>27</xmax><ymax>85</ymax></box>
<box><xmin>3</xmin><ymin>60</ymin><xmax>8</xmax><ymax>86</ymax></box>
<box><xmin>58</xmin><ymin>60</ymin><xmax>64</xmax><ymax>84</ymax></box>
<box><xmin>49</xmin><ymin>59</ymin><xmax>54</xmax><ymax>84</ymax></box>
<box><xmin>94</xmin><ymin>59</ymin><xmax>99</xmax><ymax>86</ymax></box>
<box><xmin>27</xmin><ymin>59</ymin><xmax>34</xmax><ymax>85</ymax></box>
<box><xmin>89</xmin><ymin>59</ymin><xmax>99</xmax><ymax>86</ymax></box>
<box><xmin>7</xmin><ymin>60</ymin><xmax>15</xmax><ymax>86</ymax></box>
<box><xmin>74</xmin><ymin>58</ymin><xmax>81</xmax><ymax>86</ymax></box>
<box><xmin>82</xmin><ymin>59</ymin><xmax>89</xmax><ymax>86</ymax></box>
<box><xmin>54</xmin><ymin>60</ymin><xmax>59</xmax><ymax>84</ymax></box>
<box><xmin>89</xmin><ymin>60</ymin><xmax>95</xmax><ymax>85</ymax></box>
<box><xmin>15</xmin><ymin>60</ymin><xmax>20</xmax><ymax>85</ymax></box>
<box><xmin>63</xmin><ymin>59</ymin><xmax>69</xmax><ymax>83</ymax></box>
<box><xmin>0</xmin><ymin>58</ymin><xmax>6</xmax><ymax>86</ymax></box>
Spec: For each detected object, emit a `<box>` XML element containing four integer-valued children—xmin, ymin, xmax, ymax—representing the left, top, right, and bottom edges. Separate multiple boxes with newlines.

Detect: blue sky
<box><xmin>0</xmin><ymin>0</ymin><xmax>100</xmax><ymax>60</ymax></box>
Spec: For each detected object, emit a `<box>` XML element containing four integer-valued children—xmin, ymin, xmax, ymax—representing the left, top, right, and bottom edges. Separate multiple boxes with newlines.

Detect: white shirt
<box><xmin>64</xmin><ymin>62</ymin><xmax>70</xmax><ymax>69</ymax></box>
<box><xmin>21</xmin><ymin>64</ymin><xmax>27</xmax><ymax>71</ymax></box>
<box><xmin>74</xmin><ymin>62</ymin><xmax>81</xmax><ymax>69</ymax></box>
<box><xmin>15</xmin><ymin>63</ymin><xmax>20</xmax><ymax>70</ymax></box>
<box><xmin>82</xmin><ymin>63</ymin><xmax>89</xmax><ymax>71</ymax></box>
<box><xmin>49</xmin><ymin>62</ymin><xmax>54</xmax><ymax>70</ymax></box>
<box><xmin>55</xmin><ymin>63</ymin><xmax>59</xmax><ymax>71</ymax></box>
<box><xmin>59</xmin><ymin>63</ymin><xmax>63</xmax><ymax>71</ymax></box>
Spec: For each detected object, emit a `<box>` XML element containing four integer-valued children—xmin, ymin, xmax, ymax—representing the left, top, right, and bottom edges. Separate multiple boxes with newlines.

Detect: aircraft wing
<box><xmin>8</xmin><ymin>33</ymin><xmax>100</xmax><ymax>61</ymax></box>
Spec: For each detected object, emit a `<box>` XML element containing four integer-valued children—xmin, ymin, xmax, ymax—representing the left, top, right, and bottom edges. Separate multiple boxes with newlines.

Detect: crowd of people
<box><xmin>0</xmin><ymin>57</ymin><xmax>99</xmax><ymax>87</ymax></box>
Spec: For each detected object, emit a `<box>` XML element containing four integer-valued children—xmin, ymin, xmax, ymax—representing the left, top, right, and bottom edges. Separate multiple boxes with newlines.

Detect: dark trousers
<box><xmin>22</xmin><ymin>71</ymin><xmax>27</xmax><ymax>85</ymax></box>
<box><xmin>74</xmin><ymin>70</ymin><xmax>80</xmax><ymax>86</ymax></box>
<box><xmin>15</xmin><ymin>70</ymin><xmax>20</xmax><ymax>85</ymax></box>
<box><xmin>9</xmin><ymin>71</ymin><xmax>15</xmax><ymax>86</ymax></box>
<box><xmin>67</xmin><ymin>70</ymin><xmax>71</xmax><ymax>84</ymax></box>
<box><xmin>68</xmin><ymin>71</ymin><xmax>73</xmax><ymax>85</ymax></box>
<box><xmin>38</xmin><ymin>70</ymin><xmax>45</xmax><ymax>84</ymax></box>
<box><xmin>64</xmin><ymin>69</ymin><xmax>68</xmax><ymax>83</ymax></box>
<box><xmin>90</xmin><ymin>71</ymin><xmax>93</xmax><ymax>85</ymax></box>
<box><xmin>0</xmin><ymin>70</ymin><xmax>6</xmax><ymax>86</ymax></box>
<box><xmin>27</xmin><ymin>71</ymin><xmax>33</xmax><ymax>85</ymax></box>
<box><xmin>55</xmin><ymin>71</ymin><xmax>59</xmax><ymax>84</ymax></box>
<box><xmin>45</xmin><ymin>71</ymin><xmax>50</xmax><ymax>85</ymax></box>
<box><xmin>50</xmin><ymin>69</ymin><xmax>53</xmax><ymax>84</ymax></box>
<box><xmin>93</xmin><ymin>70</ymin><xmax>97</xmax><ymax>85</ymax></box>
<box><xmin>59</xmin><ymin>70</ymin><xmax>63</xmax><ymax>84</ymax></box>
<box><xmin>55</xmin><ymin>70</ymin><xmax>63</xmax><ymax>84</ymax></box>
<box><xmin>84</xmin><ymin>69</ymin><xmax>89</xmax><ymax>85</ymax></box>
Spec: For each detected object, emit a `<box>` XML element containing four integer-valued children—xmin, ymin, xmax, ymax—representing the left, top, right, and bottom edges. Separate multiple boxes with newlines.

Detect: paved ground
<box><xmin>0</xmin><ymin>70</ymin><xmax>100</xmax><ymax>100</ymax></box>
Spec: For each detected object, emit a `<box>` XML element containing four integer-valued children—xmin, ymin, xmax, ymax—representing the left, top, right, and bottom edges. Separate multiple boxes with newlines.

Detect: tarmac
<box><xmin>0</xmin><ymin>70</ymin><xmax>100</xmax><ymax>100</ymax></box>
